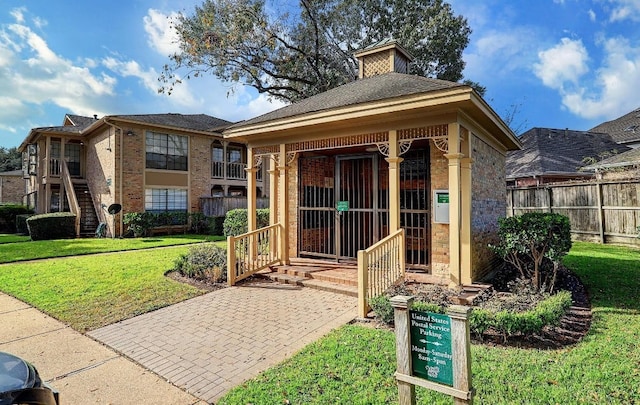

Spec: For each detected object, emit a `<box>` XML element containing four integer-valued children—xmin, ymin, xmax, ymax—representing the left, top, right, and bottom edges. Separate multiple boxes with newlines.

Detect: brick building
<box><xmin>0</xmin><ymin>170</ymin><xmax>25</xmax><ymax>204</ymax></box>
<box><xmin>20</xmin><ymin>114</ymin><xmax>266</xmax><ymax>237</ymax></box>
<box><xmin>224</xmin><ymin>40</ymin><xmax>521</xmax><ymax>286</ymax></box>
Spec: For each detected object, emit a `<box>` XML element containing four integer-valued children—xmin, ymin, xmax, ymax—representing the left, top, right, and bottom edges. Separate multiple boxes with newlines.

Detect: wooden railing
<box><xmin>357</xmin><ymin>228</ymin><xmax>406</xmax><ymax>318</ymax></box>
<box><xmin>60</xmin><ymin>160</ymin><xmax>81</xmax><ymax>236</ymax></box>
<box><xmin>227</xmin><ymin>223</ymin><xmax>282</xmax><ymax>286</ymax></box>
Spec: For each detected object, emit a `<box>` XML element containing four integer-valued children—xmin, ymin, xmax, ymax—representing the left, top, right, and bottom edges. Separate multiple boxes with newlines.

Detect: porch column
<box><xmin>460</xmin><ymin>128</ymin><xmax>473</xmax><ymax>285</ymax></box>
<box><xmin>246</xmin><ymin>147</ymin><xmax>257</xmax><ymax>232</ymax></box>
<box><xmin>268</xmin><ymin>155</ymin><xmax>279</xmax><ymax>225</ymax></box>
<box><xmin>386</xmin><ymin>130</ymin><xmax>403</xmax><ymax>233</ymax></box>
<box><xmin>278</xmin><ymin>144</ymin><xmax>290</xmax><ymax>264</ymax></box>
<box><xmin>445</xmin><ymin>122</ymin><xmax>463</xmax><ymax>286</ymax></box>
<box><xmin>59</xmin><ymin>138</ymin><xmax>66</xmax><ymax>212</ymax></box>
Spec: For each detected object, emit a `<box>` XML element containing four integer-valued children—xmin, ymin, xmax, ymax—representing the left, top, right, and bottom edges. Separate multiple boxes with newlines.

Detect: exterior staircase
<box><xmin>73</xmin><ymin>183</ymin><xmax>99</xmax><ymax>237</ymax></box>
<box><xmin>260</xmin><ymin>259</ymin><xmax>358</xmax><ymax>297</ymax></box>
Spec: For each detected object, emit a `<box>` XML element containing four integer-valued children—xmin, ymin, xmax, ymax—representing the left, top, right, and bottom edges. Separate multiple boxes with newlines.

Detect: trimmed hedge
<box><xmin>15</xmin><ymin>214</ymin><xmax>34</xmax><ymax>235</ymax></box>
<box><xmin>0</xmin><ymin>204</ymin><xmax>33</xmax><ymax>233</ymax></box>
<box><xmin>26</xmin><ymin>212</ymin><xmax>76</xmax><ymax>241</ymax></box>
<box><xmin>469</xmin><ymin>290</ymin><xmax>572</xmax><ymax>340</ymax></box>
<box><xmin>370</xmin><ymin>290</ymin><xmax>572</xmax><ymax>342</ymax></box>
<box><xmin>223</xmin><ymin>208</ymin><xmax>270</xmax><ymax>237</ymax></box>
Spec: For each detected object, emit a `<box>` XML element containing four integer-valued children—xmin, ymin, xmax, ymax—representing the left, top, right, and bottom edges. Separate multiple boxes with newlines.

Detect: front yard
<box><xmin>218</xmin><ymin>241</ymin><xmax>640</xmax><ymax>404</ymax></box>
<box><xmin>0</xmin><ymin>238</ymin><xmax>638</xmax><ymax>403</ymax></box>
<box><xmin>0</xmin><ymin>236</ymin><xmax>225</xmax><ymax>331</ymax></box>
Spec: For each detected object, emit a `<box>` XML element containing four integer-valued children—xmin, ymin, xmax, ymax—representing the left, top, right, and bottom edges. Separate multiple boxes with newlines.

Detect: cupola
<box><xmin>353</xmin><ymin>39</ymin><xmax>414</xmax><ymax>79</ymax></box>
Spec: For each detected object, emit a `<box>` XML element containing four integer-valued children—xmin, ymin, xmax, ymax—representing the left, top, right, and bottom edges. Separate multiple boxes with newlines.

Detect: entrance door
<box><xmin>298</xmin><ymin>148</ymin><xmax>430</xmax><ymax>267</ymax></box>
<box><xmin>335</xmin><ymin>156</ymin><xmax>380</xmax><ymax>259</ymax></box>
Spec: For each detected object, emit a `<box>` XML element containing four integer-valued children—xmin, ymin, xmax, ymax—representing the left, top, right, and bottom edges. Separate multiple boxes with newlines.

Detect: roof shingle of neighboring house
<box><xmin>65</xmin><ymin>114</ymin><xmax>98</xmax><ymax>129</ymax></box>
<box><xmin>506</xmin><ymin>127</ymin><xmax>630</xmax><ymax>181</ymax></box>
<box><xmin>110</xmin><ymin>113</ymin><xmax>233</xmax><ymax>132</ymax></box>
<box><xmin>590</xmin><ymin>107</ymin><xmax>640</xmax><ymax>146</ymax></box>
<box><xmin>231</xmin><ymin>72</ymin><xmax>465</xmax><ymax>128</ymax></box>
<box><xmin>582</xmin><ymin>147</ymin><xmax>640</xmax><ymax>170</ymax></box>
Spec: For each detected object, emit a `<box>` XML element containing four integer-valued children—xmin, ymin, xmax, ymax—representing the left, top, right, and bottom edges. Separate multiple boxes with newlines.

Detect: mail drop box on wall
<box><xmin>433</xmin><ymin>190</ymin><xmax>450</xmax><ymax>224</ymax></box>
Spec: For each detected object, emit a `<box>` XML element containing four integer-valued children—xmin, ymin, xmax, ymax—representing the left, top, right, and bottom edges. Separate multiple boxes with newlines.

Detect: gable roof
<box><xmin>229</xmin><ymin>72</ymin><xmax>464</xmax><ymax>128</ymax></box>
<box><xmin>582</xmin><ymin>147</ymin><xmax>640</xmax><ymax>171</ymax></box>
<box><xmin>64</xmin><ymin>114</ymin><xmax>98</xmax><ymax>130</ymax></box>
<box><xmin>20</xmin><ymin>113</ymin><xmax>233</xmax><ymax>151</ymax></box>
<box><xmin>590</xmin><ymin>107</ymin><xmax>640</xmax><ymax>145</ymax></box>
<box><xmin>506</xmin><ymin>127</ymin><xmax>630</xmax><ymax>180</ymax></box>
<box><xmin>107</xmin><ymin>113</ymin><xmax>233</xmax><ymax>132</ymax></box>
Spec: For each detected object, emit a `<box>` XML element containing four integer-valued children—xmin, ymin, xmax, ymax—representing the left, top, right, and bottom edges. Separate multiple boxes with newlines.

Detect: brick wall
<box><xmin>0</xmin><ymin>173</ymin><xmax>25</xmax><ymax>204</ymax></box>
<box><xmin>86</xmin><ymin>127</ymin><xmax>116</xmax><ymax>234</ymax></box>
<box><xmin>190</xmin><ymin>134</ymin><xmax>213</xmax><ymax>211</ymax></box>
<box><xmin>287</xmin><ymin>157</ymin><xmax>299</xmax><ymax>258</ymax></box>
<box><xmin>471</xmin><ymin>134</ymin><xmax>507</xmax><ymax>280</ymax></box>
<box><xmin>430</xmin><ymin>145</ymin><xmax>450</xmax><ymax>279</ymax></box>
<box><xmin>120</xmin><ymin>126</ymin><xmax>145</xmax><ymax>214</ymax></box>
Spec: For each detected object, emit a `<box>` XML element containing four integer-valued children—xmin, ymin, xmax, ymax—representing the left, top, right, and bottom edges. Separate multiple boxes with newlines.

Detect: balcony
<box><xmin>211</xmin><ymin>161</ymin><xmax>263</xmax><ymax>181</ymax></box>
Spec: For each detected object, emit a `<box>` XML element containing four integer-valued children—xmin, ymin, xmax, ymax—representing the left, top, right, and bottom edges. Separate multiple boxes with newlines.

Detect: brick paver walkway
<box><xmin>89</xmin><ymin>281</ymin><xmax>357</xmax><ymax>403</ymax></box>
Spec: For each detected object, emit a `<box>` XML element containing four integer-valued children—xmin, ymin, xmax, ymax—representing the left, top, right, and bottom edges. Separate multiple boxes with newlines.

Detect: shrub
<box><xmin>490</xmin><ymin>213</ymin><xmax>572</xmax><ymax>291</ymax></box>
<box><xmin>369</xmin><ymin>295</ymin><xmax>394</xmax><ymax>324</ymax></box>
<box><xmin>27</xmin><ymin>212</ymin><xmax>76</xmax><ymax>241</ymax></box>
<box><xmin>189</xmin><ymin>212</ymin><xmax>210</xmax><ymax>234</ymax></box>
<box><xmin>470</xmin><ymin>290</ymin><xmax>572</xmax><ymax>341</ymax></box>
<box><xmin>173</xmin><ymin>243</ymin><xmax>227</xmax><ymax>282</ymax></box>
<box><xmin>15</xmin><ymin>214</ymin><xmax>34</xmax><ymax>235</ymax></box>
<box><xmin>123</xmin><ymin>212</ymin><xmax>157</xmax><ymax>237</ymax></box>
<box><xmin>0</xmin><ymin>204</ymin><xmax>33</xmax><ymax>233</ymax></box>
<box><xmin>210</xmin><ymin>216</ymin><xmax>225</xmax><ymax>236</ymax></box>
<box><xmin>223</xmin><ymin>208</ymin><xmax>270</xmax><ymax>237</ymax></box>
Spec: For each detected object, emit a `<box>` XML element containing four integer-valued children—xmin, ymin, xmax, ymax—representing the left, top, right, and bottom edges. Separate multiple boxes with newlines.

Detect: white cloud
<box><xmin>588</xmin><ymin>9</ymin><xmax>597</xmax><ymax>21</ymax></box>
<box><xmin>143</xmin><ymin>9</ymin><xmax>181</xmax><ymax>56</ymax></box>
<box><xmin>607</xmin><ymin>0</ymin><xmax>640</xmax><ymax>22</ymax></box>
<box><xmin>536</xmin><ymin>36</ymin><xmax>640</xmax><ymax>120</ymax></box>
<box><xmin>9</xmin><ymin>8</ymin><xmax>25</xmax><ymax>24</ymax></box>
<box><xmin>0</xmin><ymin>9</ymin><xmax>117</xmax><ymax>123</ymax></box>
<box><xmin>534</xmin><ymin>38</ymin><xmax>589</xmax><ymax>89</ymax></box>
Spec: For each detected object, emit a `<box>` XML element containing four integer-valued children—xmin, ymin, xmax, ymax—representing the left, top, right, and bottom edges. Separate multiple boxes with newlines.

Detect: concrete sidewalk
<box><xmin>1</xmin><ymin>281</ymin><xmax>357</xmax><ymax>404</ymax></box>
<box><xmin>89</xmin><ymin>281</ymin><xmax>357</xmax><ymax>403</ymax></box>
<box><xmin>0</xmin><ymin>293</ymin><xmax>205</xmax><ymax>404</ymax></box>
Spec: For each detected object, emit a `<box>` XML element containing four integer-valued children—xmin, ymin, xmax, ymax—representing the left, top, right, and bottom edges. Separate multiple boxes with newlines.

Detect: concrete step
<box><xmin>259</xmin><ymin>272</ymin><xmax>358</xmax><ymax>297</ymax></box>
<box><xmin>274</xmin><ymin>267</ymin><xmax>358</xmax><ymax>287</ymax></box>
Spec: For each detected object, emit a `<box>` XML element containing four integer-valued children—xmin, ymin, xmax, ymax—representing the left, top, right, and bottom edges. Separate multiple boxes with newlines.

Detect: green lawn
<box><xmin>0</xmin><ymin>234</ymin><xmax>31</xmax><ymax>244</ymax></box>
<box><xmin>219</xmin><ymin>242</ymin><xmax>640</xmax><ymax>404</ymax></box>
<box><xmin>0</xmin><ymin>242</ymin><xmax>225</xmax><ymax>331</ymax></box>
<box><xmin>0</xmin><ymin>234</ymin><xmax>223</xmax><ymax>263</ymax></box>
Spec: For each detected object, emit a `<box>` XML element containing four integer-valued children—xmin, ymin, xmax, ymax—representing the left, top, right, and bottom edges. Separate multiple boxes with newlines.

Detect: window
<box><xmin>227</xmin><ymin>145</ymin><xmax>244</xmax><ymax>163</ymax></box>
<box><xmin>65</xmin><ymin>143</ymin><xmax>81</xmax><ymax>176</ymax></box>
<box><xmin>146</xmin><ymin>132</ymin><xmax>188</xmax><ymax>171</ymax></box>
<box><xmin>145</xmin><ymin>188</ymin><xmax>188</xmax><ymax>213</ymax></box>
<box><xmin>212</xmin><ymin>142</ymin><xmax>224</xmax><ymax>178</ymax></box>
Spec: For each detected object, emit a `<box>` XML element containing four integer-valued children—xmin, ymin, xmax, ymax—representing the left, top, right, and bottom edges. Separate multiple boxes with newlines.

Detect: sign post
<box><xmin>391</xmin><ymin>295</ymin><xmax>473</xmax><ymax>405</ymax></box>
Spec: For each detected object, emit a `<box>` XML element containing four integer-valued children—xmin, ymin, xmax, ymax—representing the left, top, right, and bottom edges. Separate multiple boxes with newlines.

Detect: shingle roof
<box><xmin>111</xmin><ymin>113</ymin><xmax>233</xmax><ymax>132</ymax></box>
<box><xmin>230</xmin><ymin>72</ymin><xmax>465</xmax><ymax>128</ymax></box>
<box><xmin>65</xmin><ymin>114</ymin><xmax>97</xmax><ymax>129</ymax></box>
<box><xmin>506</xmin><ymin>128</ymin><xmax>631</xmax><ymax>179</ymax></box>
<box><xmin>590</xmin><ymin>107</ymin><xmax>640</xmax><ymax>144</ymax></box>
<box><xmin>582</xmin><ymin>147</ymin><xmax>640</xmax><ymax>170</ymax></box>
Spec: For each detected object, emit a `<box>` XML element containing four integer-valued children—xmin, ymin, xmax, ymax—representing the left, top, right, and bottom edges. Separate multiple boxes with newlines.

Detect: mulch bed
<box><xmin>475</xmin><ymin>267</ymin><xmax>592</xmax><ymax>349</ymax></box>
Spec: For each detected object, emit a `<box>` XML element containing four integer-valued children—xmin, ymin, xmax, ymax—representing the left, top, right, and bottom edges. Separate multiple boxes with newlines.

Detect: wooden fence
<box><xmin>199</xmin><ymin>196</ymin><xmax>269</xmax><ymax>217</ymax></box>
<box><xmin>507</xmin><ymin>179</ymin><xmax>640</xmax><ymax>246</ymax></box>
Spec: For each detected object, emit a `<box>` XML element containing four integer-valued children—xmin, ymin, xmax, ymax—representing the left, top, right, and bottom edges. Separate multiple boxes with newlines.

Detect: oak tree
<box><xmin>160</xmin><ymin>0</ymin><xmax>478</xmax><ymax>102</ymax></box>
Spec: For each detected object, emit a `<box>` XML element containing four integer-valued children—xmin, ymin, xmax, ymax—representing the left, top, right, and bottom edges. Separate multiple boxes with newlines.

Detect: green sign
<box><xmin>437</xmin><ymin>193</ymin><xmax>449</xmax><ymax>204</ymax></box>
<box><xmin>336</xmin><ymin>201</ymin><xmax>349</xmax><ymax>212</ymax></box>
<box><xmin>409</xmin><ymin>310</ymin><xmax>453</xmax><ymax>386</ymax></box>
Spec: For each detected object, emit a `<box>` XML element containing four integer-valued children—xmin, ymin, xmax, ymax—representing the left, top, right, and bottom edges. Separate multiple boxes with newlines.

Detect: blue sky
<box><xmin>1</xmin><ymin>0</ymin><xmax>639</xmax><ymax>147</ymax></box>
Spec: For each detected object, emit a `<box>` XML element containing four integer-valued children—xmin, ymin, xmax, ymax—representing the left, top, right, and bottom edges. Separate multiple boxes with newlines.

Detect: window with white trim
<box><xmin>145</xmin><ymin>132</ymin><xmax>188</xmax><ymax>171</ymax></box>
<box><xmin>145</xmin><ymin>188</ymin><xmax>188</xmax><ymax>213</ymax></box>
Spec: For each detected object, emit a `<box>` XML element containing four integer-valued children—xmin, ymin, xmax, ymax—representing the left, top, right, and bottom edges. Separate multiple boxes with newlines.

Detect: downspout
<box><xmin>104</xmin><ymin>119</ymin><xmax>124</xmax><ymax>237</ymax></box>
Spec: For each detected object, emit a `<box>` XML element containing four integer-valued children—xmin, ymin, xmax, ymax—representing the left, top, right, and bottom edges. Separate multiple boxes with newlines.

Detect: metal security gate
<box><xmin>298</xmin><ymin>147</ymin><xmax>430</xmax><ymax>267</ymax></box>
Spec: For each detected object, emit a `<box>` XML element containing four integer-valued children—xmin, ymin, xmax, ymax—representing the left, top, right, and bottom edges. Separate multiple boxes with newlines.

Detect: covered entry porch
<box><xmin>226</xmin><ymin>122</ymin><xmax>476</xmax><ymax>317</ymax></box>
